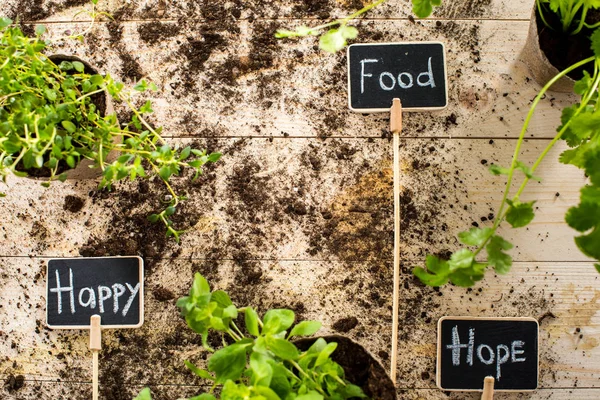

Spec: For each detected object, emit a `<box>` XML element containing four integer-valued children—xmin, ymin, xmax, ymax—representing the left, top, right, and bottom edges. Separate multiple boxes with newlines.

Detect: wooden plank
<box><xmin>0</xmin><ymin>0</ymin><xmax>533</xmax><ymax>24</ymax></box>
<box><xmin>1</xmin><ymin>257</ymin><xmax>599</xmax><ymax>397</ymax></box>
<box><xmin>0</xmin><ymin>138</ymin><xmax>592</xmax><ymax>262</ymax></box>
<box><xmin>5</xmin><ymin>19</ymin><xmax>576</xmax><ymax>139</ymax></box>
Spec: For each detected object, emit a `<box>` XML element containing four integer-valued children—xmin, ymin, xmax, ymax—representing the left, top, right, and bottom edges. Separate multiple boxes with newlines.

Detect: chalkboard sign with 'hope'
<box><xmin>46</xmin><ymin>257</ymin><xmax>144</xmax><ymax>329</ymax></box>
<box><xmin>437</xmin><ymin>317</ymin><xmax>539</xmax><ymax>392</ymax></box>
<box><xmin>347</xmin><ymin>42</ymin><xmax>447</xmax><ymax>112</ymax></box>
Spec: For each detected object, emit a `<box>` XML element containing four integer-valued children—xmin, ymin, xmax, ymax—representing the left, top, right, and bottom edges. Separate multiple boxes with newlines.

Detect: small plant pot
<box><xmin>294</xmin><ymin>335</ymin><xmax>397</xmax><ymax>400</ymax></box>
<box><xmin>521</xmin><ymin>7</ymin><xmax>575</xmax><ymax>93</ymax></box>
<box><xmin>22</xmin><ymin>55</ymin><xmax>118</xmax><ymax>180</ymax></box>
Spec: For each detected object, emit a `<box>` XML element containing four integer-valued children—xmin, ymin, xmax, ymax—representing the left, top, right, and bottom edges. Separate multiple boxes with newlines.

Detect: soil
<box><xmin>63</xmin><ymin>195</ymin><xmax>85</xmax><ymax>213</ymax></box>
<box><xmin>536</xmin><ymin>7</ymin><xmax>600</xmax><ymax>80</ymax></box>
<box><xmin>295</xmin><ymin>335</ymin><xmax>396</xmax><ymax>400</ymax></box>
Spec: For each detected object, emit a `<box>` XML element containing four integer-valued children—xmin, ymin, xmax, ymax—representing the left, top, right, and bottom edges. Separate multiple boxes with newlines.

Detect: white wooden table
<box><xmin>0</xmin><ymin>0</ymin><xmax>598</xmax><ymax>398</ymax></box>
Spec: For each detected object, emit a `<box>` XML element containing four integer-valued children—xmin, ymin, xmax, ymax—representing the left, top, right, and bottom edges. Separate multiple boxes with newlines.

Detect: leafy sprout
<box><xmin>414</xmin><ymin>28</ymin><xmax>600</xmax><ymax>286</ymax></box>
<box><xmin>275</xmin><ymin>0</ymin><xmax>442</xmax><ymax>53</ymax></box>
<box><xmin>0</xmin><ymin>17</ymin><xmax>221</xmax><ymax>241</ymax></box>
<box><xmin>134</xmin><ymin>273</ymin><xmax>367</xmax><ymax>400</ymax></box>
<box><xmin>536</xmin><ymin>0</ymin><xmax>600</xmax><ymax>35</ymax></box>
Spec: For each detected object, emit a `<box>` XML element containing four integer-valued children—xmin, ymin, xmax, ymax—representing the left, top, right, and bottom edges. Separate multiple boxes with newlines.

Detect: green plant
<box><xmin>536</xmin><ymin>0</ymin><xmax>600</xmax><ymax>34</ymax></box>
<box><xmin>135</xmin><ymin>273</ymin><xmax>367</xmax><ymax>400</ymax></box>
<box><xmin>275</xmin><ymin>0</ymin><xmax>441</xmax><ymax>53</ymax></box>
<box><xmin>413</xmin><ymin>29</ymin><xmax>600</xmax><ymax>287</ymax></box>
<box><xmin>0</xmin><ymin>17</ymin><xmax>221</xmax><ymax>241</ymax></box>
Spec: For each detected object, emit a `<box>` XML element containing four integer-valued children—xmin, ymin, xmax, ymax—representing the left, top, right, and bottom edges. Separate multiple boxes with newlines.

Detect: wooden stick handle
<box><xmin>90</xmin><ymin>315</ymin><xmax>101</xmax><ymax>400</ymax></box>
<box><xmin>481</xmin><ymin>376</ymin><xmax>495</xmax><ymax>400</ymax></box>
<box><xmin>390</xmin><ymin>98</ymin><xmax>402</xmax><ymax>384</ymax></box>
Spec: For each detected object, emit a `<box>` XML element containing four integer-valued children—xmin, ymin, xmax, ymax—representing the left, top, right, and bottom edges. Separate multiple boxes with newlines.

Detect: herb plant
<box><xmin>275</xmin><ymin>0</ymin><xmax>441</xmax><ymax>53</ymax></box>
<box><xmin>414</xmin><ymin>29</ymin><xmax>600</xmax><ymax>287</ymax></box>
<box><xmin>536</xmin><ymin>0</ymin><xmax>600</xmax><ymax>34</ymax></box>
<box><xmin>0</xmin><ymin>17</ymin><xmax>221</xmax><ymax>241</ymax></box>
<box><xmin>135</xmin><ymin>273</ymin><xmax>367</xmax><ymax>400</ymax></box>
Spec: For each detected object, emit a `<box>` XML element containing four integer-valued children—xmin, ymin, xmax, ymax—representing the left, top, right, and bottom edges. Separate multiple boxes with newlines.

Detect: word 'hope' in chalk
<box><xmin>360</xmin><ymin>57</ymin><xmax>436</xmax><ymax>93</ymax></box>
<box><xmin>446</xmin><ymin>325</ymin><xmax>526</xmax><ymax>380</ymax></box>
<box><xmin>50</xmin><ymin>268</ymin><xmax>140</xmax><ymax>317</ymax></box>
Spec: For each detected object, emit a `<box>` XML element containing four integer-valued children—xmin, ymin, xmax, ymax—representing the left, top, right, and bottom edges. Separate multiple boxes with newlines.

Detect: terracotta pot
<box><xmin>521</xmin><ymin>6</ymin><xmax>575</xmax><ymax>93</ymax></box>
<box><xmin>22</xmin><ymin>55</ymin><xmax>118</xmax><ymax>180</ymax></box>
<box><xmin>294</xmin><ymin>335</ymin><xmax>396</xmax><ymax>400</ymax></box>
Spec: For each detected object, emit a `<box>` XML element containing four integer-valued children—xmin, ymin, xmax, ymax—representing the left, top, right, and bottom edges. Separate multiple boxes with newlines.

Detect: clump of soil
<box><xmin>137</xmin><ymin>21</ymin><xmax>181</xmax><ymax>43</ymax></box>
<box><xmin>4</xmin><ymin>374</ymin><xmax>25</xmax><ymax>392</ymax></box>
<box><xmin>63</xmin><ymin>195</ymin><xmax>85</xmax><ymax>213</ymax></box>
<box><xmin>332</xmin><ymin>316</ymin><xmax>359</xmax><ymax>333</ymax></box>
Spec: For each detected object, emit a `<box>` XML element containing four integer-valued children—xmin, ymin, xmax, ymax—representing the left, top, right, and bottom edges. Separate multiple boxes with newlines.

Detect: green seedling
<box><xmin>536</xmin><ymin>0</ymin><xmax>600</xmax><ymax>34</ymax></box>
<box><xmin>135</xmin><ymin>273</ymin><xmax>367</xmax><ymax>400</ymax></box>
<box><xmin>0</xmin><ymin>17</ymin><xmax>221</xmax><ymax>241</ymax></box>
<box><xmin>275</xmin><ymin>0</ymin><xmax>442</xmax><ymax>53</ymax></box>
<box><xmin>414</xmin><ymin>29</ymin><xmax>600</xmax><ymax>286</ymax></box>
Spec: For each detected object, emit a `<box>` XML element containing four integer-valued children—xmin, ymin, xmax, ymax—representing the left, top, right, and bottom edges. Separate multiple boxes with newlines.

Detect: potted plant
<box><xmin>134</xmin><ymin>273</ymin><xmax>396</xmax><ymax>400</ymax></box>
<box><xmin>523</xmin><ymin>0</ymin><xmax>600</xmax><ymax>91</ymax></box>
<box><xmin>0</xmin><ymin>17</ymin><xmax>221</xmax><ymax>241</ymax></box>
<box><xmin>414</xmin><ymin>29</ymin><xmax>600</xmax><ymax>286</ymax></box>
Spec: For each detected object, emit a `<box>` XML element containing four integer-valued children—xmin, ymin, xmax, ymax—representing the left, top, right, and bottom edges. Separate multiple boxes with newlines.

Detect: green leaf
<box><xmin>295</xmin><ymin>392</ymin><xmax>324</xmax><ymax>400</ymax></box>
<box><xmin>449</xmin><ymin>267</ymin><xmax>484</xmax><ymax>287</ymax></box>
<box><xmin>159</xmin><ymin>166</ymin><xmax>172</xmax><ymax>180</ymax></box>
<box><xmin>35</xmin><ymin>25</ymin><xmax>46</xmax><ymax>36</ymax></box>
<box><xmin>61</xmin><ymin>120</ymin><xmax>76</xmax><ymax>133</ymax></box>
<box><xmin>249</xmin><ymin>352</ymin><xmax>273</xmax><ymax>386</ymax></box>
<box><xmin>133</xmin><ymin>388</ymin><xmax>152</xmax><ymax>400</ymax></box>
<box><xmin>314</xmin><ymin>342</ymin><xmax>337</xmax><ymax>367</ymax></box>
<box><xmin>184</xmin><ymin>360</ymin><xmax>215</xmax><ymax>381</ymax></box>
<box><xmin>591</xmin><ymin>28</ymin><xmax>600</xmax><ymax>58</ymax></box>
<box><xmin>211</xmin><ymin>290</ymin><xmax>233</xmax><ymax>308</ymax></box>
<box><xmin>486</xmin><ymin>235</ymin><xmax>513</xmax><ymax>274</ymax></box>
<box><xmin>164</xmin><ymin>206</ymin><xmax>176</xmax><ymax>216</ymax></box>
<box><xmin>72</xmin><ymin>61</ymin><xmax>85</xmax><ymax>72</ymax></box>
<box><xmin>266</xmin><ymin>337</ymin><xmax>299</xmax><ymax>360</ymax></box>
<box><xmin>208</xmin><ymin>343</ymin><xmax>248</xmax><ymax>384</ymax></box>
<box><xmin>595</xmin><ymin>264</ymin><xmax>600</xmax><ymax>274</ymax></box>
<box><xmin>506</xmin><ymin>200</ymin><xmax>536</xmax><ymax>228</ymax></box>
<box><xmin>252</xmin><ymin>386</ymin><xmax>281</xmax><ymax>400</ymax></box>
<box><xmin>448</xmin><ymin>249</ymin><xmax>474</xmax><ymax>271</ymax></box>
<box><xmin>338</xmin><ymin>25</ymin><xmax>358</xmax><ymax>39</ymax></box>
<box><xmin>263</xmin><ymin>309</ymin><xmax>295</xmax><ymax>335</ymax></box>
<box><xmin>340</xmin><ymin>384</ymin><xmax>366</xmax><ymax>399</ymax></box>
<box><xmin>426</xmin><ymin>254</ymin><xmax>450</xmax><ymax>275</ymax></box>
<box><xmin>574</xmin><ymin>228</ymin><xmax>600</xmax><ymax>260</ymax></box>
<box><xmin>223</xmin><ymin>304</ymin><xmax>238</xmax><ymax>319</ymax></box>
<box><xmin>190</xmin><ymin>273</ymin><xmax>211</xmax><ymax>300</ymax></box>
<box><xmin>0</xmin><ymin>17</ymin><xmax>13</xmax><ymax>28</ymax></box>
<box><xmin>207</xmin><ymin>152</ymin><xmax>222</xmax><ymax>163</ymax></box>
<box><xmin>148</xmin><ymin>214</ymin><xmax>160</xmax><ymax>223</ymax></box>
<box><xmin>412</xmin><ymin>0</ymin><xmax>436</xmax><ymax>18</ymax></box>
<box><xmin>489</xmin><ymin>164</ymin><xmax>510</xmax><ymax>176</ymax></box>
<box><xmin>566</xmin><ymin>203</ymin><xmax>600</xmax><ymax>232</ymax></box>
<box><xmin>245</xmin><ymin>307</ymin><xmax>260</xmax><ymax>336</ymax></box>
<box><xmin>289</xmin><ymin>321</ymin><xmax>321</xmax><ymax>338</ymax></box>
<box><xmin>319</xmin><ymin>29</ymin><xmax>347</xmax><ymax>53</ymax></box>
<box><xmin>413</xmin><ymin>267</ymin><xmax>449</xmax><ymax>286</ymax></box>
<box><xmin>458</xmin><ymin>227</ymin><xmax>493</xmax><ymax>246</ymax></box>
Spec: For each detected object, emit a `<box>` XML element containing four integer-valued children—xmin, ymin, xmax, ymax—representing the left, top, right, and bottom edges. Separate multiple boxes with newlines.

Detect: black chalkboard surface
<box><xmin>46</xmin><ymin>257</ymin><xmax>144</xmax><ymax>329</ymax></box>
<box><xmin>347</xmin><ymin>42</ymin><xmax>447</xmax><ymax>112</ymax></box>
<box><xmin>437</xmin><ymin>317</ymin><xmax>538</xmax><ymax>391</ymax></box>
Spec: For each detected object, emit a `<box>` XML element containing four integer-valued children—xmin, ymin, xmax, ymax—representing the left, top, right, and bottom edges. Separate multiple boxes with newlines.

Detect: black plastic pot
<box><xmin>294</xmin><ymin>335</ymin><xmax>396</xmax><ymax>400</ymax></box>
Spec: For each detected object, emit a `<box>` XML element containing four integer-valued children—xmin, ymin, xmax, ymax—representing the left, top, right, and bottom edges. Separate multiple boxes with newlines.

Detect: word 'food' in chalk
<box><xmin>446</xmin><ymin>325</ymin><xmax>526</xmax><ymax>380</ymax></box>
<box><xmin>50</xmin><ymin>268</ymin><xmax>140</xmax><ymax>317</ymax></box>
<box><xmin>359</xmin><ymin>57</ymin><xmax>436</xmax><ymax>93</ymax></box>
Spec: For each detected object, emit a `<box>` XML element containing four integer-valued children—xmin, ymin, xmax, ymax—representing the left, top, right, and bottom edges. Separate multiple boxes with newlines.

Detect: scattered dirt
<box><xmin>332</xmin><ymin>316</ymin><xmax>359</xmax><ymax>333</ymax></box>
<box><xmin>63</xmin><ymin>195</ymin><xmax>85</xmax><ymax>213</ymax></box>
<box><xmin>137</xmin><ymin>21</ymin><xmax>181</xmax><ymax>43</ymax></box>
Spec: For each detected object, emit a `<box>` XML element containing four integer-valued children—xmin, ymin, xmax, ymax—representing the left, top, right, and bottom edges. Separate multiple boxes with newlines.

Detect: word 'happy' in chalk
<box><xmin>347</xmin><ymin>42</ymin><xmax>447</xmax><ymax>112</ymax></box>
<box><xmin>437</xmin><ymin>317</ymin><xmax>538</xmax><ymax>391</ymax></box>
<box><xmin>46</xmin><ymin>257</ymin><xmax>144</xmax><ymax>329</ymax></box>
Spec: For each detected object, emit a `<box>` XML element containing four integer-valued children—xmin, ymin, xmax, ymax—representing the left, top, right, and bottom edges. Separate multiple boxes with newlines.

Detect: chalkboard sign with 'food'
<box><xmin>347</xmin><ymin>42</ymin><xmax>447</xmax><ymax>112</ymax></box>
<box><xmin>46</xmin><ymin>257</ymin><xmax>144</xmax><ymax>329</ymax></box>
<box><xmin>437</xmin><ymin>317</ymin><xmax>539</xmax><ymax>392</ymax></box>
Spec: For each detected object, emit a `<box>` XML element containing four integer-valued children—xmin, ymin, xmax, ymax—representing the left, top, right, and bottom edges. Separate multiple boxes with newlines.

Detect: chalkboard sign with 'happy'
<box><xmin>46</xmin><ymin>257</ymin><xmax>144</xmax><ymax>329</ymax></box>
<box><xmin>437</xmin><ymin>317</ymin><xmax>539</xmax><ymax>391</ymax></box>
<box><xmin>347</xmin><ymin>42</ymin><xmax>447</xmax><ymax>112</ymax></box>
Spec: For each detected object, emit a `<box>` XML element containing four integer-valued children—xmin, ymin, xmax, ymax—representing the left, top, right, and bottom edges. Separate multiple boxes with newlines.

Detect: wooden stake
<box><xmin>390</xmin><ymin>98</ymin><xmax>402</xmax><ymax>384</ymax></box>
<box><xmin>481</xmin><ymin>376</ymin><xmax>495</xmax><ymax>400</ymax></box>
<box><xmin>90</xmin><ymin>315</ymin><xmax>102</xmax><ymax>400</ymax></box>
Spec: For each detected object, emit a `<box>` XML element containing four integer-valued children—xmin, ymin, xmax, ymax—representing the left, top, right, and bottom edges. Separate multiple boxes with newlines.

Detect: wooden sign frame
<box><xmin>436</xmin><ymin>316</ymin><xmax>539</xmax><ymax>392</ymax></box>
<box><xmin>46</xmin><ymin>256</ymin><xmax>144</xmax><ymax>329</ymax></box>
<box><xmin>346</xmin><ymin>42</ymin><xmax>448</xmax><ymax>113</ymax></box>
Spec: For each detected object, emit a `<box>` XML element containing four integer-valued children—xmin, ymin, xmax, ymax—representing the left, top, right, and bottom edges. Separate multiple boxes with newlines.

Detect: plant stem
<box><xmin>300</xmin><ymin>0</ymin><xmax>387</xmax><ymax>33</ymax></box>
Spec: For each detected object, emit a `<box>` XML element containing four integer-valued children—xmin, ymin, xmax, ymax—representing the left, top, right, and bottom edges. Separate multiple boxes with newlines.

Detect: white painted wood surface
<box><xmin>0</xmin><ymin>0</ymin><xmax>598</xmax><ymax>399</ymax></box>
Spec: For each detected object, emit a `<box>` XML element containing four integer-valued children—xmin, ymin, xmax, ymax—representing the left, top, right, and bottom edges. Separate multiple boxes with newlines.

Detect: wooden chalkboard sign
<box><xmin>347</xmin><ymin>42</ymin><xmax>447</xmax><ymax>112</ymax></box>
<box><xmin>46</xmin><ymin>257</ymin><xmax>144</xmax><ymax>329</ymax></box>
<box><xmin>437</xmin><ymin>317</ymin><xmax>539</xmax><ymax>391</ymax></box>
